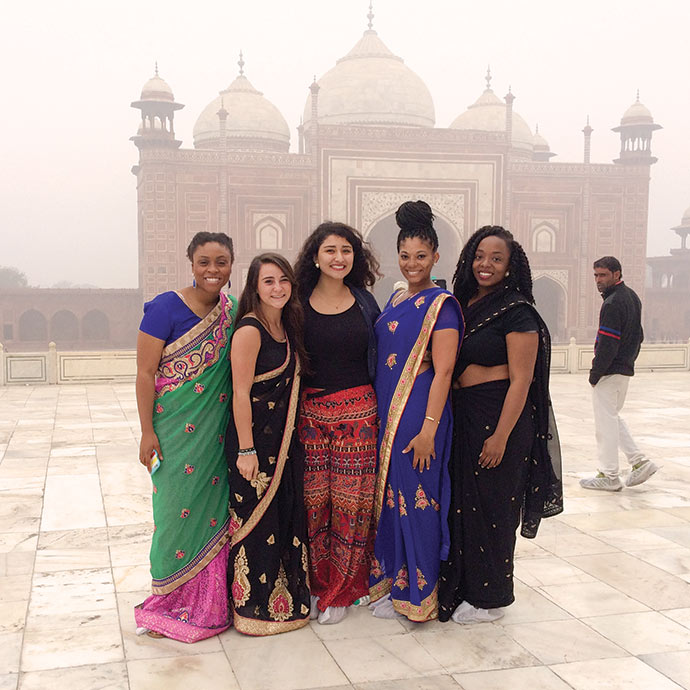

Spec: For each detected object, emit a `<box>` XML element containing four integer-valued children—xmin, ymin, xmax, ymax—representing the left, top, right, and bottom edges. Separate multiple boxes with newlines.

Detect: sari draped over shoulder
<box><xmin>438</xmin><ymin>288</ymin><xmax>563</xmax><ymax>620</ymax></box>
<box><xmin>370</xmin><ymin>287</ymin><xmax>463</xmax><ymax>622</ymax></box>
<box><xmin>226</xmin><ymin>319</ymin><xmax>310</xmax><ymax>635</ymax></box>
<box><xmin>135</xmin><ymin>292</ymin><xmax>237</xmax><ymax>643</ymax></box>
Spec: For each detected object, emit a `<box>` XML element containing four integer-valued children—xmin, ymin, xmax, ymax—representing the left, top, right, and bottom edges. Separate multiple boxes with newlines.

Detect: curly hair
<box><xmin>186</xmin><ymin>232</ymin><xmax>234</xmax><ymax>263</ymax></box>
<box><xmin>236</xmin><ymin>253</ymin><xmax>309</xmax><ymax>371</ymax></box>
<box><xmin>452</xmin><ymin>225</ymin><xmax>534</xmax><ymax>305</ymax></box>
<box><xmin>395</xmin><ymin>200</ymin><xmax>439</xmax><ymax>251</ymax></box>
<box><xmin>294</xmin><ymin>222</ymin><xmax>380</xmax><ymax>302</ymax></box>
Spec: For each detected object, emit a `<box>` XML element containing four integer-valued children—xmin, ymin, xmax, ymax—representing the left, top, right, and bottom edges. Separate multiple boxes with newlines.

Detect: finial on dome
<box><xmin>238</xmin><ymin>51</ymin><xmax>245</xmax><ymax>76</ymax></box>
<box><xmin>485</xmin><ymin>65</ymin><xmax>492</xmax><ymax>90</ymax></box>
<box><xmin>586</xmin><ymin>115</ymin><xmax>590</xmax><ymax>126</ymax></box>
<box><xmin>367</xmin><ymin>1</ymin><xmax>374</xmax><ymax>30</ymax></box>
<box><xmin>154</xmin><ymin>61</ymin><xmax>159</xmax><ymax>77</ymax></box>
<box><xmin>636</xmin><ymin>89</ymin><xmax>640</xmax><ymax>103</ymax></box>
<box><xmin>535</xmin><ymin>123</ymin><xmax>539</xmax><ymax>134</ymax></box>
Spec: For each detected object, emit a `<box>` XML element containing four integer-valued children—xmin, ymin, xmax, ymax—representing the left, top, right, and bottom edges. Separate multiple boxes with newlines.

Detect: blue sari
<box><xmin>369</xmin><ymin>286</ymin><xmax>463</xmax><ymax>621</ymax></box>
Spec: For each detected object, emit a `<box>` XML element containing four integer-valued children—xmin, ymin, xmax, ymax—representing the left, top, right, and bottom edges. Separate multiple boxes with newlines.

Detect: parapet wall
<box><xmin>1</xmin><ymin>339</ymin><xmax>688</xmax><ymax>386</ymax></box>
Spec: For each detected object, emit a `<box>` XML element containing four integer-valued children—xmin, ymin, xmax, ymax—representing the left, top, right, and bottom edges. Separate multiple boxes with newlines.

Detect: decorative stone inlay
<box><xmin>532</xmin><ymin>269</ymin><xmax>569</xmax><ymax>290</ymax></box>
<box><xmin>361</xmin><ymin>192</ymin><xmax>464</xmax><ymax>239</ymax></box>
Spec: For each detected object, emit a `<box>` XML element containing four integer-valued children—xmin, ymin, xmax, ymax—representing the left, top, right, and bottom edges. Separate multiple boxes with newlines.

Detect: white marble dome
<box><xmin>193</xmin><ymin>73</ymin><xmax>290</xmax><ymax>152</ymax></box>
<box><xmin>140</xmin><ymin>74</ymin><xmax>175</xmax><ymax>102</ymax></box>
<box><xmin>450</xmin><ymin>83</ymin><xmax>534</xmax><ymax>151</ymax></box>
<box><xmin>303</xmin><ymin>29</ymin><xmax>435</xmax><ymax>128</ymax></box>
<box><xmin>620</xmin><ymin>97</ymin><xmax>654</xmax><ymax>126</ymax></box>
<box><xmin>532</xmin><ymin>127</ymin><xmax>550</xmax><ymax>151</ymax></box>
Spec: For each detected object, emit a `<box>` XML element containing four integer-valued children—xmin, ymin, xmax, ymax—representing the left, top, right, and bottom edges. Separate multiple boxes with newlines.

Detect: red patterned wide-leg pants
<box><xmin>298</xmin><ymin>384</ymin><xmax>378</xmax><ymax>610</ymax></box>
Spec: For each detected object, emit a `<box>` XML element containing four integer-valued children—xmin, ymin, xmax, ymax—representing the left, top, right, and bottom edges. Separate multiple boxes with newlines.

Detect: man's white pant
<box><xmin>592</xmin><ymin>374</ymin><xmax>647</xmax><ymax>479</ymax></box>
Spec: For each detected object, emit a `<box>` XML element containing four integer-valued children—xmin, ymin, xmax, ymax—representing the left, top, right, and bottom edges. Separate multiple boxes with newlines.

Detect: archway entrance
<box><xmin>365</xmin><ymin>213</ymin><xmax>461</xmax><ymax>305</ymax></box>
<box><xmin>533</xmin><ymin>276</ymin><xmax>566</xmax><ymax>342</ymax></box>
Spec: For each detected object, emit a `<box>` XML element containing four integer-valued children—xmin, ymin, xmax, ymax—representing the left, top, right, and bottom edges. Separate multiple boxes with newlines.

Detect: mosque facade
<box><xmin>131</xmin><ymin>16</ymin><xmax>661</xmax><ymax>343</ymax></box>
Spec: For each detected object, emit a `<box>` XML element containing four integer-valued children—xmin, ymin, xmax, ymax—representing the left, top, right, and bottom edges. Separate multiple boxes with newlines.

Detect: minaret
<box><xmin>612</xmin><ymin>91</ymin><xmax>661</xmax><ymax>165</ymax></box>
<box><xmin>130</xmin><ymin>64</ymin><xmax>184</xmax><ymax>149</ymax></box>
<box><xmin>504</xmin><ymin>86</ymin><xmax>515</xmax><ymax>147</ymax></box>
<box><xmin>582</xmin><ymin>116</ymin><xmax>593</xmax><ymax>163</ymax></box>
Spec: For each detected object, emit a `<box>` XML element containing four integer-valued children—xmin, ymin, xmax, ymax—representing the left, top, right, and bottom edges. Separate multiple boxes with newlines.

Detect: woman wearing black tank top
<box><xmin>225</xmin><ymin>253</ymin><xmax>311</xmax><ymax>635</ymax></box>
<box><xmin>294</xmin><ymin>222</ymin><xmax>381</xmax><ymax>625</ymax></box>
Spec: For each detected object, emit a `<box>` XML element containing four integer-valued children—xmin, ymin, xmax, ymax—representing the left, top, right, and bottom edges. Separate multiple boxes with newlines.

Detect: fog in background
<box><xmin>1</xmin><ymin>0</ymin><xmax>688</xmax><ymax>288</ymax></box>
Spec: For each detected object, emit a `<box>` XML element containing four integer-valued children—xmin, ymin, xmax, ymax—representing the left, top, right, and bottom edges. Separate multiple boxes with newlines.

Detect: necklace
<box><xmin>312</xmin><ymin>287</ymin><xmax>351</xmax><ymax>313</ymax></box>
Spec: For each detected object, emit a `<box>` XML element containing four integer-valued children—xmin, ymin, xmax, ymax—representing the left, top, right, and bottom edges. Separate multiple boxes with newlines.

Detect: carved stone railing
<box><xmin>1</xmin><ymin>339</ymin><xmax>688</xmax><ymax>385</ymax></box>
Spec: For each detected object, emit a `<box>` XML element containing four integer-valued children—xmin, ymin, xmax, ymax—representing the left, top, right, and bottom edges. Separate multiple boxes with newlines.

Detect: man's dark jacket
<box><xmin>589</xmin><ymin>281</ymin><xmax>643</xmax><ymax>386</ymax></box>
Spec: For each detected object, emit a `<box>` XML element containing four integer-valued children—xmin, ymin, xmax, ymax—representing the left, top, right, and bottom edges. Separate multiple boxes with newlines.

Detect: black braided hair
<box><xmin>186</xmin><ymin>232</ymin><xmax>234</xmax><ymax>263</ymax></box>
<box><xmin>452</xmin><ymin>225</ymin><xmax>534</xmax><ymax>305</ymax></box>
<box><xmin>395</xmin><ymin>200</ymin><xmax>439</xmax><ymax>251</ymax></box>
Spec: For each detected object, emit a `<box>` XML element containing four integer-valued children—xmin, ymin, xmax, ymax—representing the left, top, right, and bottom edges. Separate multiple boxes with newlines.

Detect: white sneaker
<box><xmin>371</xmin><ymin>598</ymin><xmax>404</xmax><ymax>619</ymax></box>
<box><xmin>368</xmin><ymin>593</ymin><xmax>391</xmax><ymax>611</ymax></box>
<box><xmin>580</xmin><ymin>473</ymin><xmax>623</xmax><ymax>492</ymax></box>
<box><xmin>352</xmin><ymin>595</ymin><xmax>371</xmax><ymax>606</ymax></box>
<box><xmin>451</xmin><ymin>602</ymin><xmax>504</xmax><ymax>624</ymax></box>
<box><xmin>318</xmin><ymin>606</ymin><xmax>348</xmax><ymax>625</ymax></box>
<box><xmin>625</xmin><ymin>460</ymin><xmax>659</xmax><ymax>487</ymax></box>
<box><xmin>309</xmin><ymin>595</ymin><xmax>320</xmax><ymax>620</ymax></box>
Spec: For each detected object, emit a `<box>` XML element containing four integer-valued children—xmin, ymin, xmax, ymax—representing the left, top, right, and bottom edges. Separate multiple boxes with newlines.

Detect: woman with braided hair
<box><xmin>438</xmin><ymin>226</ymin><xmax>563</xmax><ymax>624</ymax></box>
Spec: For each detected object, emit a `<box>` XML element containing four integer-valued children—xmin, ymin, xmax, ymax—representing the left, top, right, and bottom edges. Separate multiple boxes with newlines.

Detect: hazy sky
<box><xmin>1</xmin><ymin>0</ymin><xmax>688</xmax><ymax>288</ymax></box>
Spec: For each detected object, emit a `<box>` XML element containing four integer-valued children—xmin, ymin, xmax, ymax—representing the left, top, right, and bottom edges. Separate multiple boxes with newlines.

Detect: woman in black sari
<box><xmin>226</xmin><ymin>253</ymin><xmax>311</xmax><ymax>635</ymax></box>
<box><xmin>438</xmin><ymin>226</ymin><xmax>563</xmax><ymax>624</ymax></box>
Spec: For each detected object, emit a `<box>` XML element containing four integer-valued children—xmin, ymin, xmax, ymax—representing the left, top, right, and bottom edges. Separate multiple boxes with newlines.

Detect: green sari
<box><xmin>135</xmin><ymin>292</ymin><xmax>237</xmax><ymax>642</ymax></box>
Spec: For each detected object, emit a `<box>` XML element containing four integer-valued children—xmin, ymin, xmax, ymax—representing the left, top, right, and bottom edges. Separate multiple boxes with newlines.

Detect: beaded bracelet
<box><xmin>238</xmin><ymin>447</ymin><xmax>256</xmax><ymax>456</ymax></box>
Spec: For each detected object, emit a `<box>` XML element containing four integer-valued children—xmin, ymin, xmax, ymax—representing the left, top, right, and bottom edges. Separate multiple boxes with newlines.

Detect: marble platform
<box><xmin>1</xmin><ymin>373</ymin><xmax>689</xmax><ymax>690</ymax></box>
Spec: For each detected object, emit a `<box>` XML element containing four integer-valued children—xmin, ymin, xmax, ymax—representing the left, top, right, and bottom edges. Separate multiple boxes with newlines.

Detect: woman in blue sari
<box><xmin>369</xmin><ymin>201</ymin><xmax>463</xmax><ymax>622</ymax></box>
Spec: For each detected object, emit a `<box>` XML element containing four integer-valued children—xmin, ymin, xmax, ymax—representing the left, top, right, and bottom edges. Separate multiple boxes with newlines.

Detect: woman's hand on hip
<box><xmin>237</xmin><ymin>453</ymin><xmax>259</xmax><ymax>481</ymax></box>
<box><xmin>139</xmin><ymin>431</ymin><xmax>162</xmax><ymax>471</ymax></box>
<box><xmin>403</xmin><ymin>431</ymin><xmax>435</xmax><ymax>472</ymax></box>
<box><xmin>478</xmin><ymin>433</ymin><xmax>507</xmax><ymax>469</ymax></box>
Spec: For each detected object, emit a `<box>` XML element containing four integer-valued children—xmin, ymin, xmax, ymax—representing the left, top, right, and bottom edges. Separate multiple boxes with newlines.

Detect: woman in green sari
<box><xmin>134</xmin><ymin>231</ymin><xmax>237</xmax><ymax>643</ymax></box>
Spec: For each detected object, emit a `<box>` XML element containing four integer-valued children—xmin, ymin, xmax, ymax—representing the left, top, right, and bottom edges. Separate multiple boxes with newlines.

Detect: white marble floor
<box><xmin>1</xmin><ymin>373</ymin><xmax>689</xmax><ymax>690</ymax></box>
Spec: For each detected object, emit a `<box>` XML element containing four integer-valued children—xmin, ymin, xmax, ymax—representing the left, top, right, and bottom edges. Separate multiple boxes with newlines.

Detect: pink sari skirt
<box><xmin>134</xmin><ymin>542</ymin><xmax>231</xmax><ymax>643</ymax></box>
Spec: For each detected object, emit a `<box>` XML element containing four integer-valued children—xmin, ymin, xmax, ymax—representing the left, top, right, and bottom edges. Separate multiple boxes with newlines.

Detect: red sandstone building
<box><xmin>1</xmin><ymin>14</ymin><xmax>670</xmax><ymax>350</ymax></box>
<box><xmin>131</xmin><ymin>19</ymin><xmax>661</xmax><ymax>344</ymax></box>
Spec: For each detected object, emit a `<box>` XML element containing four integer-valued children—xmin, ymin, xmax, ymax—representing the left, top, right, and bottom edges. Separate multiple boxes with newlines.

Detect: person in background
<box><xmin>439</xmin><ymin>226</ymin><xmax>562</xmax><ymax>625</ymax></box>
<box><xmin>369</xmin><ymin>200</ymin><xmax>462</xmax><ymax>622</ymax></box>
<box><xmin>580</xmin><ymin>256</ymin><xmax>658</xmax><ymax>491</ymax></box>
<box><xmin>134</xmin><ymin>231</ymin><xmax>236</xmax><ymax>642</ymax></box>
<box><xmin>294</xmin><ymin>222</ymin><xmax>380</xmax><ymax>625</ymax></box>
<box><xmin>226</xmin><ymin>253</ymin><xmax>311</xmax><ymax>635</ymax></box>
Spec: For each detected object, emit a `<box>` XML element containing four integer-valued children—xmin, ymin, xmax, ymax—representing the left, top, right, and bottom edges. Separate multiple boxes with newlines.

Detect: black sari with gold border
<box><xmin>225</xmin><ymin>318</ymin><xmax>310</xmax><ymax>635</ymax></box>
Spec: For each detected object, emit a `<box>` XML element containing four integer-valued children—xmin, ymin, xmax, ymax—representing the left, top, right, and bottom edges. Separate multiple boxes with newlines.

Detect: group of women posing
<box><xmin>134</xmin><ymin>201</ymin><xmax>563</xmax><ymax>642</ymax></box>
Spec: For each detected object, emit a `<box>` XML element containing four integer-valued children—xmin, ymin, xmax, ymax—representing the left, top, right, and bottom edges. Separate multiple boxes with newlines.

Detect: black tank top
<box><xmin>303</xmin><ymin>302</ymin><xmax>369</xmax><ymax>390</ymax></box>
<box><xmin>235</xmin><ymin>316</ymin><xmax>287</xmax><ymax>374</ymax></box>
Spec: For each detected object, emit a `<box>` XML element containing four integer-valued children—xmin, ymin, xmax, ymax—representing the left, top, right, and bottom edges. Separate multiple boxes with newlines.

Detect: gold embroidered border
<box><xmin>370</xmin><ymin>578</ymin><xmax>392</xmax><ymax>602</ymax></box>
<box><xmin>151</xmin><ymin>525</ymin><xmax>229</xmax><ymax>595</ymax></box>
<box><xmin>253</xmin><ymin>340</ymin><xmax>291</xmax><ymax>383</ymax></box>
<box><xmin>232</xmin><ymin>610</ymin><xmax>309</xmax><ymax>636</ymax></box>
<box><xmin>231</xmin><ymin>361</ymin><xmax>301</xmax><ymax>546</ymax></box>
<box><xmin>162</xmin><ymin>292</ymin><xmax>231</xmax><ymax>355</ymax></box>
<box><xmin>374</xmin><ymin>293</ymin><xmax>451</xmax><ymax>523</ymax></box>
<box><xmin>392</xmin><ymin>584</ymin><xmax>438</xmax><ymax>622</ymax></box>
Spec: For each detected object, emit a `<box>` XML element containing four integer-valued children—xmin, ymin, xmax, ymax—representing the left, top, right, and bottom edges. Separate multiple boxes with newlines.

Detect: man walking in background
<box><xmin>580</xmin><ymin>256</ymin><xmax>659</xmax><ymax>491</ymax></box>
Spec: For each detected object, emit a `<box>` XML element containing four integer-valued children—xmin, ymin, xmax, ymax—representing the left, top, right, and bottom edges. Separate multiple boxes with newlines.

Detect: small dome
<box><xmin>450</xmin><ymin>80</ymin><xmax>533</xmax><ymax>151</ymax></box>
<box><xmin>303</xmin><ymin>29</ymin><xmax>435</xmax><ymax>128</ymax></box>
<box><xmin>532</xmin><ymin>127</ymin><xmax>550</xmax><ymax>152</ymax></box>
<box><xmin>620</xmin><ymin>94</ymin><xmax>654</xmax><ymax>126</ymax></box>
<box><xmin>193</xmin><ymin>71</ymin><xmax>290</xmax><ymax>152</ymax></box>
<box><xmin>140</xmin><ymin>73</ymin><xmax>175</xmax><ymax>102</ymax></box>
<box><xmin>681</xmin><ymin>205</ymin><xmax>690</xmax><ymax>227</ymax></box>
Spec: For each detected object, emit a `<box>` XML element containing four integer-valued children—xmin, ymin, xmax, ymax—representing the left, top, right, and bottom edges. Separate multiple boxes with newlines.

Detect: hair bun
<box><xmin>395</xmin><ymin>200</ymin><xmax>435</xmax><ymax>231</ymax></box>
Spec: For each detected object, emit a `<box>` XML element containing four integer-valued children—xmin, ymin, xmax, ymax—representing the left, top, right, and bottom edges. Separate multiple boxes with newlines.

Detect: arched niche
<box><xmin>254</xmin><ymin>218</ymin><xmax>283</xmax><ymax>250</ymax></box>
<box><xmin>82</xmin><ymin>310</ymin><xmax>110</xmax><ymax>341</ymax></box>
<box><xmin>365</xmin><ymin>212</ymin><xmax>462</xmax><ymax>305</ymax></box>
<box><xmin>19</xmin><ymin>310</ymin><xmax>47</xmax><ymax>342</ymax></box>
<box><xmin>532</xmin><ymin>223</ymin><xmax>557</xmax><ymax>253</ymax></box>
<box><xmin>50</xmin><ymin>310</ymin><xmax>79</xmax><ymax>342</ymax></box>
<box><xmin>533</xmin><ymin>276</ymin><xmax>567</xmax><ymax>343</ymax></box>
